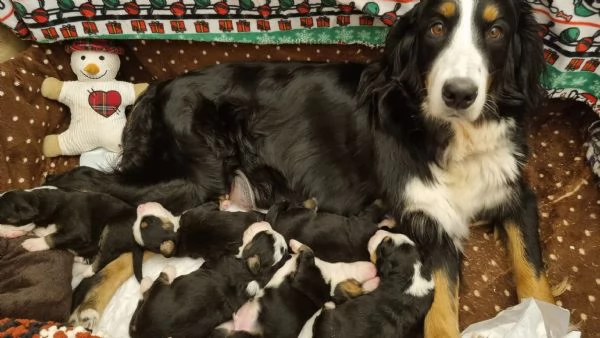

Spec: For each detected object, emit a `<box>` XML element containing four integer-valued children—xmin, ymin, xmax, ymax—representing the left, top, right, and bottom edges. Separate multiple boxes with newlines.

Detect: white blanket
<box><xmin>73</xmin><ymin>255</ymin><xmax>205</xmax><ymax>338</ymax></box>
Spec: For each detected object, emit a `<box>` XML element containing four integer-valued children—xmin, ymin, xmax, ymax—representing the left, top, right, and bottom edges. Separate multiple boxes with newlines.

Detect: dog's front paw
<box><xmin>21</xmin><ymin>237</ymin><xmax>50</xmax><ymax>252</ymax></box>
<box><xmin>69</xmin><ymin>308</ymin><xmax>100</xmax><ymax>331</ymax></box>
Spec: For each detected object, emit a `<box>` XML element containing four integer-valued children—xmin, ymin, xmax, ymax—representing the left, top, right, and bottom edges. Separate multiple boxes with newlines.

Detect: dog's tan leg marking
<box><xmin>71</xmin><ymin>252</ymin><xmax>154</xmax><ymax>329</ymax></box>
<box><xmin>504</xmin><ymin>222</ymin><xmax>555</xmax><ymax>303</ymax></box>
<box><xmin>424</xmin><ymin>269</ymin><xmax>459</xmax><ymax>338</ymax></box>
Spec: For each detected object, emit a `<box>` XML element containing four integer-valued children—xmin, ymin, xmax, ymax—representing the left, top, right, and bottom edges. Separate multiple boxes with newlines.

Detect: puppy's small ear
<box><xmin>246</xmin><ymin>254</ymin><xmax>261</xmax><ymax>275</ymax></box>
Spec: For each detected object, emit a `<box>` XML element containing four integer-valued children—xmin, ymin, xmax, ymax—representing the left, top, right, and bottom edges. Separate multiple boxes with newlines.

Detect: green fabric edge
<box><xmin>542</xmin><ymin>63</ymin><xmax>600</xmax><ymax>97</ymax></box>
<box><xmin>34</xmin><ymin>26</ymin><xmax>390</xmax><ymax>46</ymax></box>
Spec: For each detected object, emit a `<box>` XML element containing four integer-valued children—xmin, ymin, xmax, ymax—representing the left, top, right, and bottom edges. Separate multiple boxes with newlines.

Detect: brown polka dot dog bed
<box><xmin>0</xmin><ymin>41</ymin><xmax>598</xmax><ymax>334</ymax></box>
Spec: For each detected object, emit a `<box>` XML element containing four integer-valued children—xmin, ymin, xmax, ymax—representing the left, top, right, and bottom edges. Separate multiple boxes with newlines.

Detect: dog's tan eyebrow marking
<box><xmin>483</xmin><ymin>4</ymin><xmax>499</xmax><ymax>22</ymax></box>
<box><xmin>438</xmin><ymin>1</ymin><xmax>456</xmax><ymax>17</ymax></box>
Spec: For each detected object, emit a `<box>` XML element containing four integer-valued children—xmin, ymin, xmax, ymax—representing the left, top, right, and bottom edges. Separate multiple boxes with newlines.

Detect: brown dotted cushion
<box><xmin>459</xmin><ymin>101</ymin><xmax>600</xmax><ymax>333</ymax></box>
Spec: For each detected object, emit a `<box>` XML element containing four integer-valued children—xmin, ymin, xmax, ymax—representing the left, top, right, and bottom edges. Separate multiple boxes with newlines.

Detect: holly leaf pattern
<box><xmin>13</xmin><ymin>2</ymin><xmax>27</xmax><ymax>19</ymax></box>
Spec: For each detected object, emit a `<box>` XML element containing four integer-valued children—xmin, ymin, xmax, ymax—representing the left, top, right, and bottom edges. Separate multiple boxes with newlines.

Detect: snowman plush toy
<box><xmin>41</xmin><ymin>40</ymin><xmax>148</xmax><ymax>171</ymax></box>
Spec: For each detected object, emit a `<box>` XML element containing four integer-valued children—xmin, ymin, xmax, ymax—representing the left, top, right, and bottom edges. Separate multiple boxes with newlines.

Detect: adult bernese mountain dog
<box><xmin>58</xmin><ymin>0</ymin><xmax>555</xmax><ymax>336</ymax></box>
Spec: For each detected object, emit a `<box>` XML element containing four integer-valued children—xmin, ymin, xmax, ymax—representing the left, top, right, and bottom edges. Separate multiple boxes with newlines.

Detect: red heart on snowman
<box><xmin>88</xmin><ymin>90</ymin><xmax>122</xmax><ymax>117</ymax></box>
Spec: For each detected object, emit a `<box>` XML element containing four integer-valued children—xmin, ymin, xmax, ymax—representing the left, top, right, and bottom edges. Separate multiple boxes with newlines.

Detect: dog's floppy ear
<box><xmin>498</xmin><ymin>1</ymin><xmax>545</xmax><ymax>110</ymax></box>
<box><xmin>382</xmin><ymin>6</ymin><xmax>421</xmax><ymax>89</ymax></box>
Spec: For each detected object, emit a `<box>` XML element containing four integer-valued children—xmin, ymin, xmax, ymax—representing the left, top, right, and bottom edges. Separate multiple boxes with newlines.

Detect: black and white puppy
<box><xmin>214</xmin><ymin>239</ymin><xmax>378</xmax><ymax>338</ymax></box>
<box><xmin>0</xmin><ymin>187</ymin><xmax>137</xmax><ymax>273</ymax></box>
<box><xmin>266</xmin><ymin>199</ymin><xmax>392</xmax><ymax>262</ymax></box>
<box><xmin>132</xmin><ymin>201</ymin><xmax>265</xmax><ymax>260</ymax></box>
<box><xmin>298</xmin><ymin>230</ymin><xmax>434</xmax><ymax>338</ymax></box>
<box><xmin>129</xmin><ymin>222</ymin><xmax>289</xmax><ymax>338</ymax></box>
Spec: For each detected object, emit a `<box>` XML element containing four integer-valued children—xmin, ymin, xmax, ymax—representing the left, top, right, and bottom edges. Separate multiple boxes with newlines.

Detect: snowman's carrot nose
<box><xmin>84</xmin><ymin>63</ymin><xmax>100</xmax><ymax>75</ymax></box>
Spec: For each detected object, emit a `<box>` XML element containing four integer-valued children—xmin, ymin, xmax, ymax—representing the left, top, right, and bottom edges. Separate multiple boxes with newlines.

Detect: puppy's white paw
<box><xmin>73</xmin><ymin>256</ymin><xmax>87</xmax><ymax>263</ymax></box>
<box><xmin>21</xmin><ymin>237</ymin><xmax>50</xmax><ymax>252</ymax></box>
<box><xmin>246</xmin><ymin>280</ymin><xmax>261</xmax><ymax>296</ymax></box>
<box><xmin>161</xmin><ymin>264</ymin><xmax>177</xmax><ymax>283</ymax></box>
<box><xmin>33</xmin><ymin>224</ymin><xmax>57</xmax><ymax>237</ymax></box>
<box><xmin>324</xmin><ymin>301</ymin><xmax>336</xmax><ymax>310</ymax></box>
<box><xmin>140</xmin><ymin>277</ymin><xmax>153</xmax><ymax>295</ymax></box>
<box><xmin>81</xmin><ymin>265</ymin><xmax>95</xmax><ymax>278</ymax></box>
<box><xmin>70</xmin><ymin>308</ymin><xmax>99</xmax><ymax>331</ymax></box>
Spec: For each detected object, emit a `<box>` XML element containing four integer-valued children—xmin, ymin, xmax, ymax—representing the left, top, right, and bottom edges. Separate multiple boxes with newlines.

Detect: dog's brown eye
<box><xmin>429</xmin><ymin>23</ymin><xmax>446</xmax><ymax>38</ymax></box>
<box><xmin>487</xmin><ymin>26</ymin><xmax>503</xmax><ymax>40</ymax></box>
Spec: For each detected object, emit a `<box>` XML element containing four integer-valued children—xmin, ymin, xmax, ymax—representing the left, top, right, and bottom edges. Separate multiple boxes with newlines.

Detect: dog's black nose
<box><xmin>442</xmin><ymin>78</ymin><xmax>478</xmax><ymax>110</ymax></box>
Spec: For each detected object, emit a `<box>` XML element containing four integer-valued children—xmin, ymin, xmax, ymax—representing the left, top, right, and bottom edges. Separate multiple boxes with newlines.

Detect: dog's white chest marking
<box><xmin>404</xmin><ymin>119</ymin><xmax>519</xmax><ymax>245</ymax></box>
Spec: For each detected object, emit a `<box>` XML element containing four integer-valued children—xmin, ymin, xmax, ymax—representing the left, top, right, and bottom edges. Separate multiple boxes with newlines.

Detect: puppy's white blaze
<box><xmin>403</xmin><ymin>120</ymin><xmax>519</xmax><ymax>248</ymax></box>
<box><xmin>315</xmin><ymin>259</ymin><xmax>377</xmax><ymax>296</ymax></box>
<box><xmin>367</xmin><ymin>230</ymin><xmax>415</xmax><ymax>258</ymax></box>
<box><xmin>426</xmin><ymin>0</ymin><xmax>488</xmax><ymax>121</ymax></box>
<box><xmin>405</xmin><ymin>262</ymin><xmax>435</xmax><ymax>297</ymax></box>
<box><xmin>236</xmin><ymin>221</ymin><xmax>273</xmax><ymax>258</ymax></box>
<box><xmin>270</xmin><ymin>230</ymin><xmax>288</xmax><ymax>266</ymax></box>
<box><xmin>298</xmin><ymin>309</ymin><xmax>322</xmax><ymax>338</ymax></box>
<box><xmin>132</xmin><ymin>218</ymin><xmax>145</xmax><ymax>246</ymax></box>
<box><xmin>132</xmin><ymin>202</ymin><xmax>181</xmax><ymax>246</ymax></box>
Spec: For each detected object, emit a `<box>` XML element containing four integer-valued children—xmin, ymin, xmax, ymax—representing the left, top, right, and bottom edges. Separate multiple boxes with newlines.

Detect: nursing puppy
<box><xmin>266</xmin><ymin>199</ymin><xmax>391</xmax><ymax>262</ymax></box>
<box><xmin>0</xmin><ymin>187</ymin><xmax>137</xmax><ymax>273</ymax></box>
<box><xmin>133</xmin><ymin>201</ymin><xmax>265</xmax><ymax>260</ymax></box>
<box><xmin>298</xmin><ymin>230</ymin><xmax>434</xmax><ymax>338</ymax></box>
<box><xmin>129</xmin><ymin>222</ymin><xmax>289</xmax><ymax>338</ymax></box>
<box><xmin>215</xmin><ymin>240</ymin><xmax>378</xmax><ymax>338</ymax></box>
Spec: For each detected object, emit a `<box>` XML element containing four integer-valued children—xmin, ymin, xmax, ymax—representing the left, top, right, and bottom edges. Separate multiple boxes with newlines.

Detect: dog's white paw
<box><xmin>21</xmin><ymin>237</ymin><xmax>50</xmax><ymax>252</ymax></box>
<box><xmin>73</xmin><ymin>256</ymin><xmax>87</xmax><ymax>263</ymax></box>
<box><xmin>324</xmin><ymin>301</ymin><xmax>336</xmax><ymax>310</ymax></box>
<box><xmin>70</xmin><ymin>308</ymin><xmax>100</xmax><ymax>331</ymax></box>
